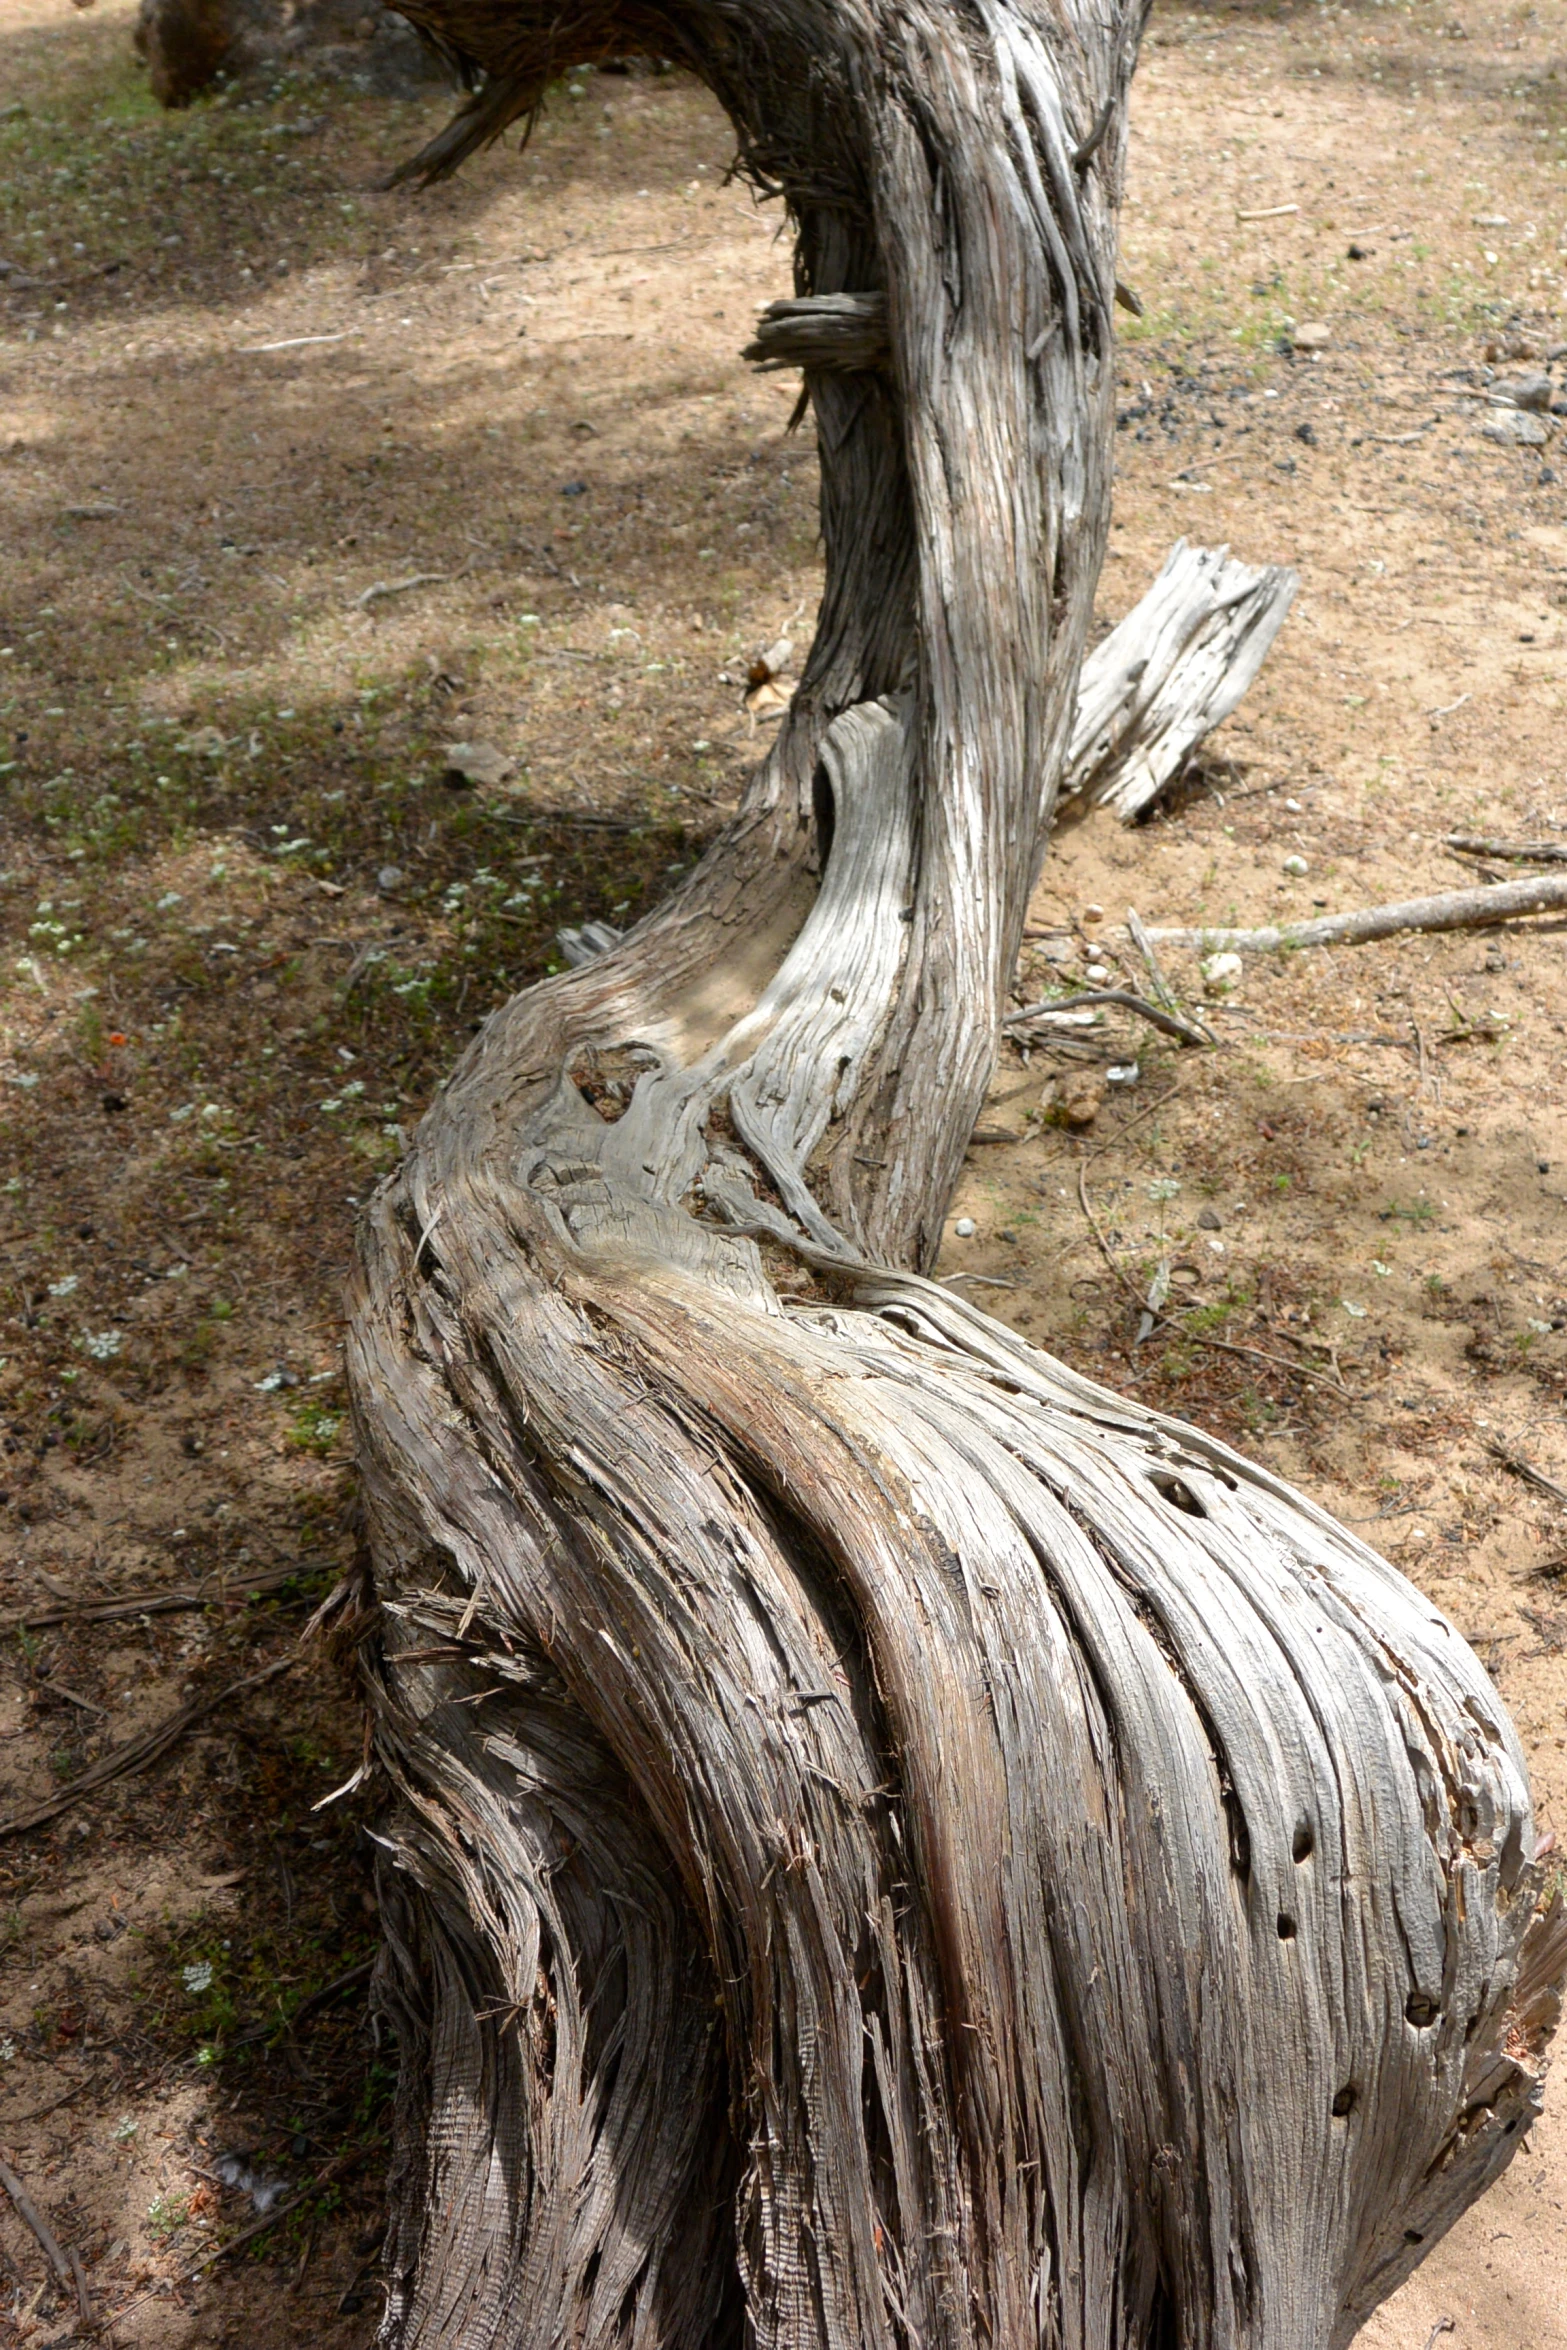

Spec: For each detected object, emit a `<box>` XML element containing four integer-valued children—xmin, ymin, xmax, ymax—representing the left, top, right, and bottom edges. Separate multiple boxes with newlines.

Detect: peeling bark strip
<box><xmin>349</xmin><ymin>1</ymin><xmax>1565</xmax><ymax>2344</ymax></box>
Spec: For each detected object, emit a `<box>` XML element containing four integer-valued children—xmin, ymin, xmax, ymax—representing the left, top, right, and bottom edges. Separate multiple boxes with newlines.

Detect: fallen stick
<box><xmin>0</xmin><ymin>1655</ymin><xmax>293</xmax><ymax>1840</ymax></box>
<box><xmin>0</xmin><ymin>2154</ymin><xmax>88</xmax><ymax>2319</ymax></box>
<box><xmin>355</xmin><ymin>570</ymin><xmax>452</xmax><ymax>609</ymax></box>
<box><xmin>1446</xmin><ymin>834</ymin><xmax>1567</xmax><ymax>866</ymax></box>
<box><xmin>1482</xmin><ymin>1437</ymin><xmax>1567</xmax><ymax>1510</ymax></box>
<box><xmin>1143</xmin><ymin>870</ymin><xmax>1567</xmax><ymax>954</ymax></box>
<box><xmin>0</xmin><ymin>1562</ymin><xmax>311</xmax><ymax>1632</ymax></box>
<box><xmin>1005</xmin><ymin>986</ymin><xmax>1213</xmax><ymax>1047</ymax></box>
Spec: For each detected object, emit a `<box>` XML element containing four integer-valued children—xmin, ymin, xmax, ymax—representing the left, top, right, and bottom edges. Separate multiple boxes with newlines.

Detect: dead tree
<box><xmin>341</xmin><ymin>2</ymin><xmax>1567</xmax><ymax>2342</ymax></box>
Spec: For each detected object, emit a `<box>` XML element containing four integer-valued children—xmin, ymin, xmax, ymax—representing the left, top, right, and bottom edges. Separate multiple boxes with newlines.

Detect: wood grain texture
<box><xmin>1063</xmin><ymin>539</ymin><xmax>1298</xmax><ymax>822</ymax></box>
<box><xmin>342</xmin><ymin>0</ymin><xmax>1565</xmax><ymax>2342</ymax></box>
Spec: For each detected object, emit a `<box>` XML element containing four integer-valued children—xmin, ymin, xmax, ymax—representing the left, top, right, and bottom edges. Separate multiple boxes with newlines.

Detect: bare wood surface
<box><xmin>1145</xmin><ymin>868</ymin><xmax>1567</xmax><ymax>953</ymax></box>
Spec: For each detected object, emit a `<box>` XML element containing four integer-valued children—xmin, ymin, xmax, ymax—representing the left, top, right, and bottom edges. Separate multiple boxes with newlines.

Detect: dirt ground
<box><xmin>0</xmin><ymin>0</ymin><xmax>1564</xmax><ymax>2341</ymax></box>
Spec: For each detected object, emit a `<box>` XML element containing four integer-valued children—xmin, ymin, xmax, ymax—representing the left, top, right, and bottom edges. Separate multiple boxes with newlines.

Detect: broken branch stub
<box><xmin>1062</xmin><ymin>537</ymin><xmax>1299</xmax><ymax>821</ymax></box>
<box><xmin>350</xmin><ymin>1</ymin><xmax>1563</xmax><ymax>2343</ymax></box>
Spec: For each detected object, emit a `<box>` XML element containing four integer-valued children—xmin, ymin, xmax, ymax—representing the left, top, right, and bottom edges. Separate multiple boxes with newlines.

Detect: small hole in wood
<box><xmin>1331</xmin><ymin>2085</ymin><xmax>1357</xmax><ymax>2118</ymax></box>
<box><xmin>1149</xmin><ymin>1470</ymin><xmax>1205</xmax><ymax>1518</ymax></box>
<box><xmin>1292</xmin><ymin>1823</ymin><xmax>1313</xmax><ymax>1864</ymax></box>
<box><xmin>1404</xmin><ymin>2230</ymin><xmax>1424</xmax><ymax>2245</ymax></box>
<box><xmin>1405</xmin><ymin>1992</ymin><xmax>1439</xmax><ymax>2027</ymax></box>
<box><xmin>1276</xmin><ymin>1914</ymin><xmax>1296</xmax><ymax>1941</ymax></box>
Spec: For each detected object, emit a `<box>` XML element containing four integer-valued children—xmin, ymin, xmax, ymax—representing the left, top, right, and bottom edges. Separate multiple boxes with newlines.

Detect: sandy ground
<box><xmin>1</xmin><ymin>0</ymin><xmax>1565</xmax><ymax>2340</ymax></box>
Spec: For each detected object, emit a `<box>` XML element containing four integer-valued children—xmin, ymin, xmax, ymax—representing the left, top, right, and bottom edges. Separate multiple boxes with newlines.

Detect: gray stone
<box><xmin>1490</xmin><ymin>372</ymin><xmax>1553</xmax><ymax>412</ymax></box>
<box><xmin>1481</xmin><ymin>411</ymin><xmax>1551</xmax><ymax>448</ymax></box>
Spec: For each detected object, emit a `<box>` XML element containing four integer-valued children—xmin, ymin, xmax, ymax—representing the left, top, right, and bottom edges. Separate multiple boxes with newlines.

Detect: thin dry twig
<box><xmin>1482</xmin><ymin>1437</ymin><xmax>1567</xmax><ymax>1510</ymax></box>
<box><xmin>1446</xmin><ymin>833</ymin><xmax>1567</xmax><ymax>866</ymax></box>
<box><xmin>1007</xmin><ymin>987</ymin><xmax>1212</xmax><ymax>1048</ymax></box>
<box><xmin>0</xmin><ymin>1655</ymin><xmax>294</xmax><ymax>1840</ymax></box>
<box><xmin>1124</xmin><ymin>908</ymin><xmax>1192</xmax><ymax>1027</ymax></box>
<box><xmin>0</xmin><ymin>2072</ymin><xmax>103</xmax><ymax>2127</ymax></box>
<box><xmin>0</xmin><ymin>1561</ymin><xmax>306</xmax><ymax>1633</ymax></box>
<box><xmin>1073</xmin><ymin>1171</ymin><xmax>1353</xmax><ymax>1396</ymax></box>
<box><xmin>0</xmin><ymin>2154</ymin><xmax>85</xmax><ymax>2316</ymax></box>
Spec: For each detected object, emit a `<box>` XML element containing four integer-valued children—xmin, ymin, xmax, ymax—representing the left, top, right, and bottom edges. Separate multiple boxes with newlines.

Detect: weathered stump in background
<box><xmin>135</xmin><ymin>0</ymin><xmax>448</xmax><ymax>107</ymax></box>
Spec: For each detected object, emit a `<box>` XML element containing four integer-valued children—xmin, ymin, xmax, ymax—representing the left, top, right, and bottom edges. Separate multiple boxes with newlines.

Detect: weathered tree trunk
<box><xmin>342</xmin><ymin>4</ymin><xmax>1567</xmax><ymax>2345</ymax></box>
<box><xmin>135</xmin><ymin>0</ymin><xmax>449</xmax><ymax>107</ymax></box>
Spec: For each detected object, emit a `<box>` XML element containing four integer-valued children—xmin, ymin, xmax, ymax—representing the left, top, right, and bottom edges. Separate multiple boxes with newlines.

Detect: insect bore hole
<box><xmin>1149</xmin><ymin>1470</ymin><xmax>1205</xmax><ymax>1517</ymax></box>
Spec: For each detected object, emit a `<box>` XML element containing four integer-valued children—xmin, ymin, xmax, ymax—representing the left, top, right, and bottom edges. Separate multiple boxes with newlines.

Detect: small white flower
<box><xmin>1340</xmin><ymin>1300</ymin><xmax>1368</xmax><ymax>1319</ymax></box>
<box><xmin>254</xmin><ymin>1370</ymin><xmax>288</xmax><ymax>1392</ymax></box>
<box><xmin>8</xmin><ymin>1070</ymin><xmax>39</xmax><ymax>1088</ymax></box>
<box><xmin>200</xmin><ymin>1103</ymin><xmax>222</xmax><ymax>1121</ymax></box>
<box><xmin>48</xmin><ymin>1275</ymin><xmax>79</xmax><ymax>1296</ymax></box>
<box><xmin>83</xmin><ymin>1330</ymin><xmax>122</xmax><ymax>1360</ymax></box>
<box><xmin>1147</xmin><ymin>1178</ymin><xmax>1181</xmax><ymax>1203</ymax></box>
<box><xmin>340</xmin><ymin>1080</ymin><xmax>365</xmax><ymax>1098</ymax></box>
<box><xmin>182</xmin><ymin>1960</ymin><xmax>214</xmax><ymax>1995</ymax></box>
<box><xmin>1372</xmin><ymin>1261</ymin><xmax>1393</xmax><ymax>1277</ymax></box>
<box><xmin>156</xmin><ymin>891</ymin><xmax>182</xmax><ymax>910</ymax></box>
<box><xmin>318</xmin><ymin>1098</ymin><xmax>342</xmax><ymax>1113</ymax></box>
<box><xmin>113</xmin><ymin>2115</ymin><xmax>138</xmax><ymax>2141</ymax></box>
<box><xmin>169</xmin><ymin>1103</ymin><xmax>194</xmax><ymax>1122</ymax></box>
<box><xmin>0</xmin><ymin>2038</ymin><xmax>15</xmax><ymax>2063</ymax></box>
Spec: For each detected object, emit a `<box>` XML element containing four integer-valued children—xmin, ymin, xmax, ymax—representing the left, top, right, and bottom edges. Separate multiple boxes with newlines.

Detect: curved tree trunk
<box><xmin>344</xmin><ymin>3</ymin><xmax>1567</xmax><ymax>2344</ymax></box>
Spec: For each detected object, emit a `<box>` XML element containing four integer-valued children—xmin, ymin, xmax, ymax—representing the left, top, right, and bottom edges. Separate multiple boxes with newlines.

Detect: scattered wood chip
<box><xmin>441</xmin><ymin>740</ymin><xmax>514</xmax><ymax>788</ymax></box>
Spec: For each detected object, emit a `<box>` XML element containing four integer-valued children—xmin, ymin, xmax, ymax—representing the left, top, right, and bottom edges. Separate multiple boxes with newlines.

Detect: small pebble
<box><xmin>1282</xmin><ymin>854</ymin><xmax>1309</xmax><ymax>877</ymax></box>
<box><xmin>377</xmin><ymin>865</ymin><xmax>405</xmax><ymax>891</ymax></box>
<box><xmin>1085</xmin><ymin>964</ymin><xmax>1111</xmax><ymax>985</ymax></box>
<box><xmin>1196</xmin><ymin>1207</ymin><xmax>1223</xmax><ymax>1231</ymax></box>
<box><xmin>953</xmin><ymin>1216</ymin><xmax>976</xmax><ymax>1238</ymax></box>
<box><xmin>1106</xmin><ymin>1062</ymin><xmax>1140</xmax><ymax>1086</ymax></box>
<box><xmin>1202</xmin><ymin>950</ymin><xmax>1243</xmax><ymax>990</ymax></box>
